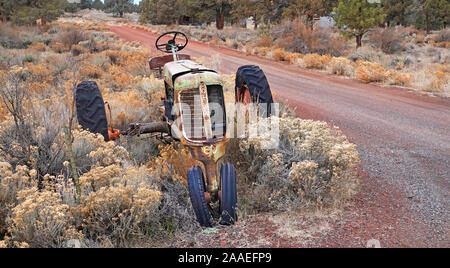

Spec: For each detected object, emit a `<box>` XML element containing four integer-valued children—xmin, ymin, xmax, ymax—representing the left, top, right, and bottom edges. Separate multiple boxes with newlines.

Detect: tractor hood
<box><xmin>163</xmin><ymin>60</ymin><xmax>219</xmax><ymax>89</ymax></box>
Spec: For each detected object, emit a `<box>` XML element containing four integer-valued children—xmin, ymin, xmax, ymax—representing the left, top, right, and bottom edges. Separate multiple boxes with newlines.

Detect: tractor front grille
<box><xmin>179</xmin><ymin>85</ymin><xmax>226</xmax><ymax>141</ymax></box>
<box><xmin>180</xmin><ymin>88</ymin><xmax>206</xmax><ymax>141</ymax></box>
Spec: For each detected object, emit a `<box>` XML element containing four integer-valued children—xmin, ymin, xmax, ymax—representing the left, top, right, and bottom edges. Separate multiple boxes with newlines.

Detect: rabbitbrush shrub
<box><xmin>225</xmin><ymin>116</ymin><xmax>360</xmax><ymax>214</ymax></box>
<box><xmin>329</xmin><ymin>57</ymin><xmax>355</xmax><ymax>76</ymax></box>
<box><xmin>355</xmin><ymin>61</ymin><xmax>388</xmax><ymax>83</ymax></box>
<box><xmin>302</xmin><ymin>53</ymin><xmax>331</xmax><ymax>69</ymax></box>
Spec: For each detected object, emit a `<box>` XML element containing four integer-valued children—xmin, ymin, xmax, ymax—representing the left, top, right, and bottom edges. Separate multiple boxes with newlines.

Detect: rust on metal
<box><xmin>187</xmin><ymin>140</ymin><xmax>227</xmax><ymax>193</ymax></box>
<box><xmin>149</xmin><ymin>54</ymin><xmax>191</xmax><ymax>70</ymax></box>
<box><xmin>124</xmin><ymin>122</ymin><xmax>170</xmax><ymax>136</ymax></box>
<box><xmin>199</xmin><ymin>82</ymin><xmax>213</xmax><ymax>140</ymax></box>
<box><xmin>103</xmin><ymin>41</ymin><xmax>230</xmax><ymax>202</ymax></box>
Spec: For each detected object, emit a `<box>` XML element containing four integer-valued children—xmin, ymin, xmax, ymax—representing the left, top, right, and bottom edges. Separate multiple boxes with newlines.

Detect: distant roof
<box><xmin>67</xmin><ymin>0</ymin><xmax>80</xmax><ymax>3</ymax></box>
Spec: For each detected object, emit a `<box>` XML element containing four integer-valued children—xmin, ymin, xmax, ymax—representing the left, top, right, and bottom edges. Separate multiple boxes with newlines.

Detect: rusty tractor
<box><xmin>75</xmin><ymin>32</ymin><xmax>273</xmax><ymax>227</ymax></box>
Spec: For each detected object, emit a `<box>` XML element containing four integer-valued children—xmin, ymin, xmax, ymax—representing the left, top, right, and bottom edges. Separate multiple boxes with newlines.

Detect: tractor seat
<box><xmin>149</xmin><ymin>54</ymin><xmax>191</xmax><ymax>70</ymax></box>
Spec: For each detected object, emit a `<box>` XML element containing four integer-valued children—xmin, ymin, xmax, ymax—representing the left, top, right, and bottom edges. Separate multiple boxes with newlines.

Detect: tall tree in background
<box><xmin>259</xmin><ymin>0</ymin><xmax>290</xmax><ymax>25</ymax></box>
<box><xmin>164</xmin><ymin>0</ymin><xmax>231</xmax><ymax>30</ymax></box>
<box><xmin>230</xmin><ymin>0</ymin><xmax>288</xmax><ymax>27</ymax></box>
<box><xmin>334</xmin><ymin>0</ymin><xmax>385</xmax><ymax>48</ymax></box>
<box><xmin>105</xmin><ymin>0</ymin><xmax>133</xmax><ymax>17</ymax></box>
<box><xmin>230</xmin><ymin>0</ymin><xmax>263</xmax><ymax>29</ymax></box>
<box><xmin>140</xmin><ymin>0</ymin><xmax>181</xmax><ymax>24</ymax></box>
<box><xmin>37</xmin><ymin>0</ymin><xmax>68</xmax><ymax>23</ymax></box>
<box><xmin>92</xmin><ymin>0</ymin><xmax>105</xmax><ymax>10</ymax></box>
<box><xmin>382</xmin><ymin>0</ymin><xmax>412</xmax><ymax>26</ymax></box>
<box><xmin>424</xmin><ymin>0</ymin><xmax>450</xmax><ymax>32</ymax></box>
<box><xmin>195</xmin><ymin>0</ymin><xmax>232</xmax><ymax>30</ymax></box>
<box><xmin>80</xmin><ymin>0</ymin><xmax>93</xmax><ymax>10</ymax></box>
<box><xmin>0</xmin><ymin>0</ymin><xmax>17</xmax><ymax>22</ymax></box>
<box><xmin>4</xmin><ymin>0</ymin><xmax>67</xmax><ymax>25</ymax></box>
<box><xmin>213</xmin><ymin>0</ymin><xmax>231</xmax><ymax>30</ymax></box>
<box><xmin>282</xmin><ymin>0</ymin><xmax>337</xmax><ymax>26</ymax></box>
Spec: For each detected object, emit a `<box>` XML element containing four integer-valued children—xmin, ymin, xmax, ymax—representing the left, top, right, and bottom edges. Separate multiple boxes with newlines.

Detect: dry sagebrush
<box><xmin>0</xmin><ymin>23</ymin><xmax>199</xmax><ymax>247</ymax></box>
<box><xmin>225</xmin><ymin>116</ymin><xmax>360</xmax><ymax>215</ymax></box>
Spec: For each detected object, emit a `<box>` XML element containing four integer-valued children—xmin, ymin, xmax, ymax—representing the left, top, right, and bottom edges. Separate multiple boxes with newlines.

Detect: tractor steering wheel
<box><xmin>156</xmin><ymin>31</ymin><xmax>189</xmax><ymax>53</ymax></box>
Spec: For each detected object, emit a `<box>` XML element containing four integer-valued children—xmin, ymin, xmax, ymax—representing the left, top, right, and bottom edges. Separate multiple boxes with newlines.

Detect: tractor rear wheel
<box><xmin>188</xmin><ymin>166</ymin><xmax>214</xmax><ymax>227</ymax></box>
<box><xmin>75</xmin><ymin>81</ymin><xmax>109</xmax><ymax>141</ymax></box>
<box><xmin>220</xmin><ymin>163</ymin><xmax>238</xmax><ymax>225</ymax></box>
<box><xmin>235</xmin><ymin>65</ymin><xmax>274</xmax><ymax>117</ymax></box>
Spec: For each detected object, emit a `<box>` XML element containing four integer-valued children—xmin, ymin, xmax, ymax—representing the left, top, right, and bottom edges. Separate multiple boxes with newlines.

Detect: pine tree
<box><xmin>80</xmin><ymin>0</ymin><xmax>93</xmax><ymax>10</ymax></box>
<box><xmin>187</xmin><ymin>0</ymin><xmax>232</xmax><ymax>30</ymax></box>
<box><xmin>7</xmin><ymin>0</ymin><xmax>67</xmax><ymax>25</ymax></box>
<box><xmin>334</xmin><ymin>0</ymin><xmax>386</xmax><ymax>48</ymax></box>
<box><xmin>424</xmin><ymin>0</ymin><xmax>450</xmax><ymax>31</ymax></box>
<box><xmin>382</xmin><ymin>0</ymin><xmax>412</xmax><ymax>26</ymax></box>
<box><xmin>140</xmin><ymin>0</ymin><xmax>181</xmax><ymax>25</ymax></box>
<box><xmin>92</xmin><ymin>0</ymin><xmax>105</xmax><ymax>10</ymax></box>
<box><xmin>282</xmin><ymin>0</ymin><xmax>337</xmax><ymax>25</ymax></box>
<box><xmin>0</xmin><ymin>0</ymin><xmax>17</xmax><ymax>22</ymax></box>
<box><xmin>105</xmin><ymin>0</ymin><xmax>134</xmax><ymax>18</ymax></box>
<box><xmin>230</xmin><ymin>0</ymin><xmax>262</xmax><ymax>28</ymax></box>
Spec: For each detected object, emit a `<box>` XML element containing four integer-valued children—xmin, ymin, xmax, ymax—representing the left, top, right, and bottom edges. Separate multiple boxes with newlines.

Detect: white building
<box><xmin>315</xmin><ymin>16</ymin><xmax>336</xmax><ymax>28</ymax></box>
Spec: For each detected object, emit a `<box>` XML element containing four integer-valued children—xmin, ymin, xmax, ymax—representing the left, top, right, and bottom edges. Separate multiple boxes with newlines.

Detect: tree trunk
<box><xmin>400</xmin><ymin>15</ymin><xmax>406</xmax><ymax>27</ymax></box>
<box><xmin>356</xmin><ymin>34</ymin><xmax>363</xmax><ymax>49</ymax></box>
<box><xmin>216</xmin><ymin>8</ymin><xmax>224</xmax><ymax>30</ymax></box>
<box><xmin>307</xmin><ymin>14</ymin><xmax>314</xmax><ymax>30</ymax></box>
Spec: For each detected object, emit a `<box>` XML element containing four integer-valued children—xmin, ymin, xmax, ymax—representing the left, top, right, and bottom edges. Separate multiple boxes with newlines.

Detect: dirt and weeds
<box><xmin>0</xmin><ymin>17</ymin><xmax>361</xmax><ymax>248</ymax></box>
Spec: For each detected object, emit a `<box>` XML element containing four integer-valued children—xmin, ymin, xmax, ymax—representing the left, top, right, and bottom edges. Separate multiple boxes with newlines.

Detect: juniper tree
<box><xmin>334</xmin><ymin>0</ymin><xmax>385</xmax><ymax>48</ymax></box>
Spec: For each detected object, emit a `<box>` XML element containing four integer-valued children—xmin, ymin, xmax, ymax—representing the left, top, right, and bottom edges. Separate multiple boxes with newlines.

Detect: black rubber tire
<box><xmin>220</xmin><ymin>163</ymin><xmax>238</xmax><ymax>225</ymax></box>
<box><xmin>75</xmin><ymin>81</ymin><xmax>109</xmax><ymax>141</ymax></box>
<box><xmin>188</xmin><ymin>166</ymin><xmax>214</xmax><ymax>227</ymax></box>
<box><xmin>235</xmin><ymin>65</ymin><xmax>274</xmax><ymax>117</ymax></box>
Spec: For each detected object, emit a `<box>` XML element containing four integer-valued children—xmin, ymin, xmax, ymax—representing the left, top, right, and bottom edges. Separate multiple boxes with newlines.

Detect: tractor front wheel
<box><xmin>187</xmin><ymin>166</ymin><xmax>214</xmax><ymax>227</ymax></box>
<box><xmin>220</xmin><ymin>163</ymin><xmax>238</xmax><ymax>225</ymax></box>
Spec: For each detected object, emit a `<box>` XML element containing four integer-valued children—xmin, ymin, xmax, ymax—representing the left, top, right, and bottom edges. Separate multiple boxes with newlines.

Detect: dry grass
<box><xmin>424</xmin><ymin>65</ymin><xmax>450</xmax><ymax>93</ymax></box>
<box><xmin>433</xmin><ymin>28</ymin><xmax>450</xmax><ymax>43</ymax></box>
<box><xmin>224</xmin><ymin>115</ymin><xmax>360</xmax><ymax>214</ymax></box>
<box><xmin>328</xmin><ymin>57</ymin><xmax>355</xmax><ymax>76</ymax></box>
<box><xmin>355</xmin><ymin>61</ymin><xmax>388</xmax><ymax>84</ymax></box>
<box><xmin>387</xmin><ymin>71</ymin><xmax>413</xmax><ymax>87</ymax></box>
<box><xmin>285</xmin><ymin>53</ymin><xmax>304</xmax><ymax>64</ymax></box>
<box><xmin>57</xmin><ymin>26</ymin><xmax>88</xmax><ymax>48</ymax></box>
<box><xmin>368</xmin><ymin>27</ymin><xmax>406</xmax><ymax>54</ymax></box>
<box><xmin>270</xmin><ymin>20</ymin><xmax>348</xmax><ymax>57</ymax></box>
<box><xmin>302</xmin><ymin>54</ymin><xmax>331</xmax><ymax>70</ymax></box>
<box><xmin>272</xmin><ymin>48</ymin><xmax>289</xmax><ymax>61</ymax></box>
<box><xmin>255</xmin><ymin>36</ymin><xmax>274</xmax><ymax>48</ymax></box>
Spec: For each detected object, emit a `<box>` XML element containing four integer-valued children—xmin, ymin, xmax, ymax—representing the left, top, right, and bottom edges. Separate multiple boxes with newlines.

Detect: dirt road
<box><xmin>110</xmin><ymin>26</ymin><xmax>449</xmax><ymax>247</ymax></box>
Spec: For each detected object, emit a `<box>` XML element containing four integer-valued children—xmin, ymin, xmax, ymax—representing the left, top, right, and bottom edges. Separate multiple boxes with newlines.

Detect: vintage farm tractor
<box><xmin>75</xmin><ymin>32</ymin><xmax>273</xmax><ymax>227</ymax></box>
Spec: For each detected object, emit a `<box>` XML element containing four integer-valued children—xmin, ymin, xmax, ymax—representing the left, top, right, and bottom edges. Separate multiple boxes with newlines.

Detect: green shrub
<box><xmin>22</xmin><ymin>54</ymin><xmax>40</xmax><ymax>64</ymax></box>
